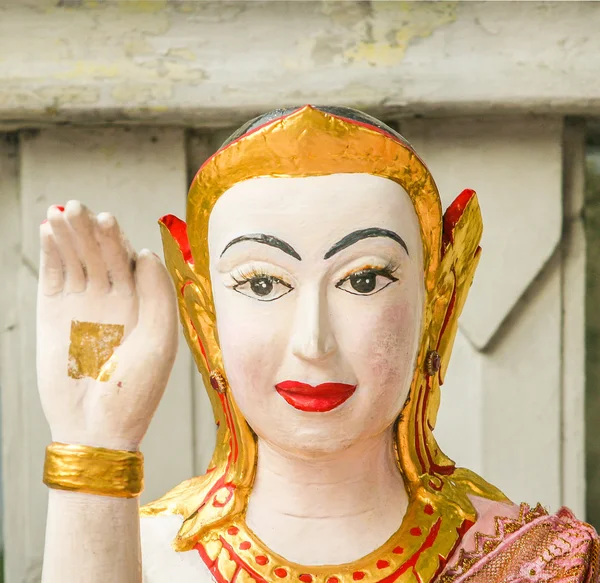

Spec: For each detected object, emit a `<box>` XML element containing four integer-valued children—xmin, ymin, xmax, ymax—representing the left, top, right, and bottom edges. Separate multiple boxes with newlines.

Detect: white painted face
<box><xmin>208</xmin><ymin>173</ymin><xmax>424</xmax><ymax>457</ymax></box>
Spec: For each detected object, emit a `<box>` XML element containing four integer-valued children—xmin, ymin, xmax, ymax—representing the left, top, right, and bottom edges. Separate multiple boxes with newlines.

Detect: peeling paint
<box><xmin>51</xmin><ymin>55</ymin><xmax>207</xmax><ymax>85</ymax></box>
<box><xmin>339</xmin><ymin>81</ymin><xmax>390</xmax><ymax>103</ymax></box>
<box><xmin>129</xmin><ymin>59</ymin><xmax>208</xmax><ymax>83</ymax></box>
<box><xmin>111</xmin><ymin>83</ymin><xmax>172</xmax><ymax>104</ymax></box>
<box><xmin>166</xmin><ymin>48</ymin><xmax>197</xmax><ymax>62</ymax></box>
<box><xmin>0</xmin><ymin>86</ymin><xmax>100</xmax><ymax>110</ymax></box>
<box><xmin>310</xmin><ymin>35</ymin><xmax>346</xmax><ymax>66</ymax></box>
<box><xmin>159</xmin><ymin>61</ymin><xmax>207</xmax><ymax>82</ymax></box>
<box><xmin>1</xmin><ymin>1</ymin><xmax>600</xmax><ymax>124</ymax></box>
<box><xmin>124</xmin><ymin>38</ymin><xmax>154</xmax><ymax>58</ymax></box>
<box><xmin>171</xmin><ymin>2</ymin><xmax>198</xmax><ymax>14</ymax></box>
<box><xmin>344</xmin><ymin>2</ymin><xmax>458</xmax><ymax>65</ymax></box>
<box><xmin>148</xmin><ymin>105</ymin><xmax>170</xmax><ymax>113</ymax></box>
<box><xmin>56</xmin><ymin>61</ymin><xmax>121</xmax><ymax>80</ymax></box>
<box><xmin>320</xmin><ymin>1</ymin><xmax>373</xmax><ymax>27</ymax></box>
<box><xmin>39</xmin><ymin>85</ymin><xmax>100</xmax><ymax>106</ymax></box>
<box><xmin>115</xmin><ymin>0</ymin><xmax>167</xmax><ymax>14</ymax></box>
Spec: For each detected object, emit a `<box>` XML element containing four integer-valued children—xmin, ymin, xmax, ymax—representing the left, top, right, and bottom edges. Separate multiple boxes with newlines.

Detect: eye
<box><xmin>233</xmin><ymin>274</ymin><xmax>293</xmax><ymax>302</ymax></box>
<box><xmin>336</xmin><ymin>267</ymin><xmax>398</xmax><ymax>296</ymax></box>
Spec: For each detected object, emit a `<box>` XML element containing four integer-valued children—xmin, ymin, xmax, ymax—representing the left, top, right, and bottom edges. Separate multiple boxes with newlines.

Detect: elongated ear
<box><xmin>158</xmin><ymin>215</ymin><xmax>222</xmax><ymax>377</ymax></box>
<box><xmin>436</xmin><ymin>189</ymin><xmax>483</xmax><ymax>383</ymax></box>
<box><xmin>156</xmin><ymin>215</ymin><xmax>258</xmax><ymax>548</ymax></box>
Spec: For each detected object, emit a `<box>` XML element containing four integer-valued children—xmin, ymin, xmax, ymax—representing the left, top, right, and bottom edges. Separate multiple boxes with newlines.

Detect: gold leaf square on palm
<box><xmin>68</xmin><ymin>320</ymin><xmax>124</xmax><ymax>381</ymax></box>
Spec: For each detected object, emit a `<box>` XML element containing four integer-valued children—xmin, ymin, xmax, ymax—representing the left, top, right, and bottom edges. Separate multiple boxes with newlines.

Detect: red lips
<box><xmin>275</xmin><ymin>381</ymin><xmax>356</xmax><ymax>413</ymax></box>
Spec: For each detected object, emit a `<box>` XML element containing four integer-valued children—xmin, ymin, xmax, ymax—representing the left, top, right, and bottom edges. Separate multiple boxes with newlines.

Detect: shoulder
<box><xmin>140</xmin><ymin>514</ymin><xmax>214</xmax><ymax>583</ymax></box>
<box><xmin>441</xmin><ymin>500</ymin><xmax>600</xmax><ymax>583</ymax></box>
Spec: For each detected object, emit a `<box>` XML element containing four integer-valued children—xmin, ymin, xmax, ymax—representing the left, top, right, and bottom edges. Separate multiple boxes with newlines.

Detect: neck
<box><xmin>246</xmin><ymin>428</ymin><xmax>409</xmax><ymax>565</ymax></box>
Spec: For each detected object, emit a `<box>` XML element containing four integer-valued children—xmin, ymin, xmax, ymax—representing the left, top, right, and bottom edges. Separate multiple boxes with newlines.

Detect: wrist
<box><xmin>50</xmin><ymin>431</ymin><xmax>141</xmax><ymax>452</ymax></box>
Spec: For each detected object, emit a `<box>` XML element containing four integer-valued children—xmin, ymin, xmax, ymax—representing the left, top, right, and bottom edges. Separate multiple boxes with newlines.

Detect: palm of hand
<box><xmin>37</xmin><ymin>201</ymin><xmax>178</xmax><ymax>451</ymax></box>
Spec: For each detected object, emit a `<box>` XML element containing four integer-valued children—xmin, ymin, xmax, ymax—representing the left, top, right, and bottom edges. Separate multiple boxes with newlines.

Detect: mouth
<box><xmin>275</xmin><ymin>380</ymin><xmax>357</xmax><ymax>413</ymax></box>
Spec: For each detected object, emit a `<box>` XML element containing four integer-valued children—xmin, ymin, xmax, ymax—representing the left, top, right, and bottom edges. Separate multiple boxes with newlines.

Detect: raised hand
<box><xmin>37</xmin><ymin>200</ymin><xmax>178</xmax><ymax>452</ymax></box>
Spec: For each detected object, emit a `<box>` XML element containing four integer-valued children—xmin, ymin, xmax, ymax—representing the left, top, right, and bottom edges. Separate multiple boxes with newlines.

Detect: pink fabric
<box><xmin>440</xmin><ymin>501</ymin><xmax>599</xmax><ymax>583</ymax></box>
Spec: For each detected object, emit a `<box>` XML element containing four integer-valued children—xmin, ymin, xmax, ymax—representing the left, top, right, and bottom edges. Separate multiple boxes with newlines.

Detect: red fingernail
<box><xmin>54</xmin><ymin>205</ymin><xmax>65</xmax><ymax>212</ymax></box>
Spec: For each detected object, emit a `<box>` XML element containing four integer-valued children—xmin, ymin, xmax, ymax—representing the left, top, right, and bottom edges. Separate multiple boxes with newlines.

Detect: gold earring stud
<box><xmin>209</xmin><ymin>369</ymin><xmax>228</xmax><ymax>394</ymax></box>
<box><xmin>425</xmin><ymin>350</ymin><xmax>441</xmax><ymax>376</ymax></box>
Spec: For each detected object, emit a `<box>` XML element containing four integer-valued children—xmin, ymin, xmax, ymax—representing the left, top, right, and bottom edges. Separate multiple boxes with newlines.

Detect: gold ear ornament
<box><xmin>209</xmin><ymin>369</ymin><xmax>228</xmax><ymax>394</ymax></box>
<box><xmin>425</xmin><ymin>350</ymin><xmax>442</xmax><ymax>376</ymax></box>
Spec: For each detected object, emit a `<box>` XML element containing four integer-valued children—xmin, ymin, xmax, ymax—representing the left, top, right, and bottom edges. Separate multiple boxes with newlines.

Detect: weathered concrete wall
<box><xmin>1</xmin><ymin>1</ymin><xmax>600</xmax><ymax>128</ymax></box>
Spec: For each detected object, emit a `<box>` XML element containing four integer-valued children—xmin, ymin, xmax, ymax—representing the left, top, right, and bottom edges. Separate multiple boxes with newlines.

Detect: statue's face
<box><xmin>208</xmin><ymin>173</ymin><xmax>424</xmax><ymax>457</ymax></box>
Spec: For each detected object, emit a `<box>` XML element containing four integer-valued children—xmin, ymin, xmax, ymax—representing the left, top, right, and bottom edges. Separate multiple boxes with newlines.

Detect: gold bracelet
<box><xmin>43</xmin><ymin>442</ymin><xmax>144</xmax><ymax>498</ymax></box>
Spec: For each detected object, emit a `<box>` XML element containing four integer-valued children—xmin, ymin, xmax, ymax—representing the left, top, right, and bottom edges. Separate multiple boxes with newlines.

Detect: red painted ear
<box><xmin>442</xmin><ymin>189</ymin><xmax>476</xmax><ymax>250</ymax></box>
<box><xmin>159</xmin><ymin>214</ymin><xmax>193</xmax><ymax>264</ymax></box>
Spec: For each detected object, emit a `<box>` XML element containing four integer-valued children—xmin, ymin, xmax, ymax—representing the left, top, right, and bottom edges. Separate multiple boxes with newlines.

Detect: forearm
<box><xmin>36</xmin><ymin>202</ymin><xmax>177</xmax><ymax>582</ymax></box>
<box><xmin>42</xmin><ymin>489</ymin><xmax>142</xmax><ymax>583</ymax></box>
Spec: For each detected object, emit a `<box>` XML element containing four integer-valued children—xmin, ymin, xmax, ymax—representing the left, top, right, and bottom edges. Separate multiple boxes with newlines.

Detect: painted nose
<box><xmin>291</xmin><ymin>286</ymin><xmax>337</xmax><ymax>362</ymax></box>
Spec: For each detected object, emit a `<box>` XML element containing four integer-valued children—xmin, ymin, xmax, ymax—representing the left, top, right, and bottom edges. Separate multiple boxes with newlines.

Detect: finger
<box><xmin>39</xmin><ymin>222</ymin><xmax>64</xmax><ymax>296</ymax></box>
<box><xmin>96</xmin><ymin>212</ymin><xmax>135</xmax><ymax>295</ymax></box>
<box><xmin>64</xmin><ymin>200</ymin><xmax>110</xmax><ymax>293</ymax></box>
<box><xmin>47</xmin><ymin>205</ymin><xmax>86</xmax><ymax>293</ymax></box>
<box><xmin>93</xmin><ymin>251</ymin><xmax>178</xmax><ymax>443</ymax></box>
<box><xmin>128</xmin><ymin>249</ymin><xmax>178</xmax><ymax>355</ymax></box>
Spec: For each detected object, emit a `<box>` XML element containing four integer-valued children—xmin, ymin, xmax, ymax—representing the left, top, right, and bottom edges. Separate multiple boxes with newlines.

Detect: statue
<box><xmin>37</xmin><ymin>106</ymin><xmax>599</xmax><ymax>582</ymax></box>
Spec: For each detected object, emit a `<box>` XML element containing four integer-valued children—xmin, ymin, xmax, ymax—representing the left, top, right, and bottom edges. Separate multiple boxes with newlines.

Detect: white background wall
<box><xmin>0</xmin><ymin>2</ymin><xmax>596</xmax><ymax>581</ymax></box>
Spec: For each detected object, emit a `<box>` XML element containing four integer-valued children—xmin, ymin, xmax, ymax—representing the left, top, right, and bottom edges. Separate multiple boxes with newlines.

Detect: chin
<box><xmin>261</xmin><ymin>422</ymin><xmax>368</xmax><ymax>459</ymax></box>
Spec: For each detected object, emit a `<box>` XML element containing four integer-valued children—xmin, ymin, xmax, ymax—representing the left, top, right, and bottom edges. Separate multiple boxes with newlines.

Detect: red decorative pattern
<box><xmin>192</xmin><ymin>500</ymin><xmax>467</xmax><ymax>583</ymax></box>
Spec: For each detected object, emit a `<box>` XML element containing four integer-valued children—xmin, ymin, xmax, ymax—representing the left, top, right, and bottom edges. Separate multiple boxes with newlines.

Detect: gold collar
<box><xmin>195</xmin><ymin>490</ymin><xmax>473</xmax><ymax>583</ymax></box>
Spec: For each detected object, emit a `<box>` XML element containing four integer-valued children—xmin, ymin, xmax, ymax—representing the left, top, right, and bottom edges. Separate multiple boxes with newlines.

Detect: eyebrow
<box><xmin>220</xmin><ymin>233</ymin><xmax>302</xmax><ymax>260</ymax></box>
<box><xmin>324</xmin><ymin>228</ymin><xmax>409</xmax><ymax>259</ymax></box>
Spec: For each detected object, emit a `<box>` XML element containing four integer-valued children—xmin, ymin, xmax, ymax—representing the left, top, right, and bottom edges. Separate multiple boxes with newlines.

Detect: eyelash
<box><xmin>229</xmin><ymin>263</ymin><xmax>399</xmax><ymax>291</ymax></box>
<box><xmin>230</xmin><ymin>266</ymin><xmax>292</xmax><ymax>289</ymax></box>
<box><xmin>341</xmin><ymin>260</ymin><xmax>398</xmax><ymax>278</ymax></box>
<box><xmin>336</xmin><ymin>262</ymin><xmax>399</xmax><ymax>285</ymax></box>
